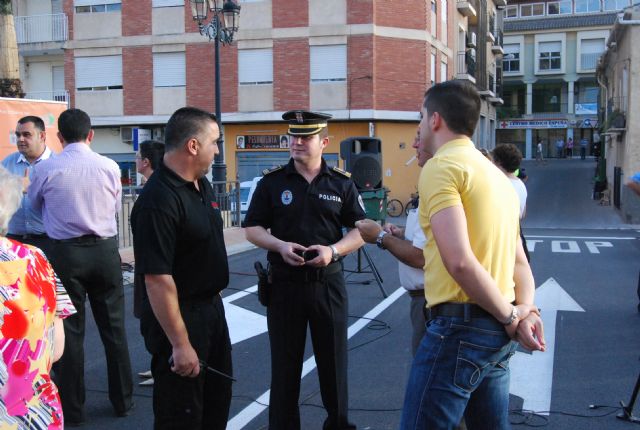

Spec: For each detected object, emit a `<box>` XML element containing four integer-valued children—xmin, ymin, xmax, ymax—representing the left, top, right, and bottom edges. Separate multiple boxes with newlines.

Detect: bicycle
<box><xmin>386</xmin><ymin>199</ymin><xmax>404</xmax><ymax>217</ymax></box>
<box><xmin>404</xmin><ymin>191</ymin><xmax>419</xmax><ymax>215</ymax></box>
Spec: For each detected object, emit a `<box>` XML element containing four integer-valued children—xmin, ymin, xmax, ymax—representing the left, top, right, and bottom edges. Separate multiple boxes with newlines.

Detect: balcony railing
<box><xmin>15</xmin><ymin>14</ymin><xmax>68</xmax><ymax>44</ymax></box>
<box><xmin>580</xmin><ymin>52</ymin><xmax>602</xmax><ymax>70</ymax></box>
<box><xmin>497</xmin><ymin>106</ymin><xmax>525</xmax><ymax>119</ymax></box>
<box><xmin>607</xmin><ymin>96</ymin><xmax>628</xmax><ymax>115</ymax></box>
<box><xmin>456</xmin><ymin>51</ymin><xmax>477</xmax><ymax>83</ymax></box>
<box><xmin>25</xmin><ymin>90</ymin><xmax>69</xmax><ymax>103</ymax></box>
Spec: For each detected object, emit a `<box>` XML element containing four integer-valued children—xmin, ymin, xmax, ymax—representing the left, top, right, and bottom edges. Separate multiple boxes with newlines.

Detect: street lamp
<box><xmin>190</xmin><ymin>0</ymin><xmax>241</xmax><ymax>184</ymax></box>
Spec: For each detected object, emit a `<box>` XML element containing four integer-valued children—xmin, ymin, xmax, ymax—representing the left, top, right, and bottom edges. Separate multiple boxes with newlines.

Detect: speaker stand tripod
<box><xmin>344</xmin><ymin>246</ymin><xmax>388</xmax><ymax>298</ymax></box>
<box><xmin>618</xmin><ymin>369</ymin><xmax>640</xmax><ymax>424</ymax></box>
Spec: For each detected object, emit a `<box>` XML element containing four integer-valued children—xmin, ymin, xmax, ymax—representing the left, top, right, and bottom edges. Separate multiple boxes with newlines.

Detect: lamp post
<box><xmin>190</xmin><ymin>0</ymin><xmax>241</xmax><ymax>184</ymax></box>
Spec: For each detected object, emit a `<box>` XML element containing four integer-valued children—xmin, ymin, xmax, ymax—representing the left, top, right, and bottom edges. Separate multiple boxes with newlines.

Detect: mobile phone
<box><xmin>303</xmin><ymin>250</ymin><xmax>318</xmax><ymax>261</ymax></box>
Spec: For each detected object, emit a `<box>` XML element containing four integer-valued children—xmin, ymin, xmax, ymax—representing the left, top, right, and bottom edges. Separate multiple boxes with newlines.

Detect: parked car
<box><xmin>233</xmin><ymin>176</ymin><xmax>261</xmax><ymax>221</ymax></box>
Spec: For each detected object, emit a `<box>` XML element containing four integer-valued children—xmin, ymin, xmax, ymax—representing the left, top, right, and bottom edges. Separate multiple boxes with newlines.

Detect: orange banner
<box><xmin>0</xmin><ymin>97</ymin><xmax>67</xmax><ymax>161</ymax></box>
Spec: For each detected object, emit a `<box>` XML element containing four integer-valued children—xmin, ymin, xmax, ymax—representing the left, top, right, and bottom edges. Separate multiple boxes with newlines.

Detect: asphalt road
<box><xmin>78</xmin><ymin>158</ymin><xmax>640</xmax><ymax>430</ymax></box>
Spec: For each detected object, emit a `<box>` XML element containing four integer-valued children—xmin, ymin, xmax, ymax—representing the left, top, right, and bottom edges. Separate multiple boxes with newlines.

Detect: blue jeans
<box><xmin>400</xmin><ymin>315</ymin><xmax>518</xmax><ymax>430</ymax></box>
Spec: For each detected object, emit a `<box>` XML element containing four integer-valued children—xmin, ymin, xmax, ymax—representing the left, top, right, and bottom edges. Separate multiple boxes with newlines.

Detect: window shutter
<box><xmin>540</xmin><ymin>41</ymin><xmax>561</xmax><ymax>53</ymax></box>
<box><xmin>504</xmin><ymin>43</ymin><xmax>519</xmax><ymax>54</ymax></box>
<box><xmin>152</xmin><ymin>0</ymin><xmax>184</xmax><ymax>7</ymax></box>
<box><xmin>74</xmin><ymin>0</ymin><xmax>120</xmax><ymax>6</ymax></box>
<box><xmin>238</xmin><ymin>49</ymin><xmax>273</xmax><ymax>84</ymax></box>
<box><xmin>581</xmin><ymin>38</ymin><xmax>605</xmax><ymax>54</ymax></box>
<box><xmin>153</xmin><ymin>52</ymin><xmax>186</xmax><ymax>87</ymax></box>
<box><xmin>75</xmin><ymin>55</ymin><xmax>122</xmax><ymax>88</ymax></box>
<box><xmin>310</xmin><ymin>45</ymin><xmax>346</xmax><ymax>81</ymax></box>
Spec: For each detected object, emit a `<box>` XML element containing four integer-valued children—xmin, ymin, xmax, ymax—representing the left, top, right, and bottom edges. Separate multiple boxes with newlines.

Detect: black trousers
<box><xmin>267</xmin><ymin>265</ymin><xmax>354</xmax><ymax>430</ymax></box>
<box><xmin>142</xmin><ymin>294</ymin><xmax>232</xmax><ymax>430</ymax></box>
<box><xmin>6</xmin><ymin>233</ymin><xmax>51</xmax><ymax>257</ymax></box>
<box><xmin>49</xmin><ymin>236</ymin><xmax>133</xmax><ymax>423</ymax></box>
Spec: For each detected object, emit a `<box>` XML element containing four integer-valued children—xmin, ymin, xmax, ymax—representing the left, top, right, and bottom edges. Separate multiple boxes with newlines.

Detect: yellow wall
<box><xmin>223</xmin><ymin>120</ymin><xmax>421</xmax><ymax>205</ymax></box>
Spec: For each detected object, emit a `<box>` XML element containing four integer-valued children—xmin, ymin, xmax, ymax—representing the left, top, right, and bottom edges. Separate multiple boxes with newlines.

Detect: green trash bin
<box><xmin>359</xmin><ymin>188</ymin><xmax>388</xmax><ymax>223</ymax></box>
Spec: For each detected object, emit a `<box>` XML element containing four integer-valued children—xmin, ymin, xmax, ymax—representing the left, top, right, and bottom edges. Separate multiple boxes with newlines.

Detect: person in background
<box><xmin>536</xmin><ymin>139</ymin><xmax>544</xmax><ymax>163</ymax></box>
<box><xmin>28</xmin><ymin>108</ymin><xmax>134</xmax><ymax>426</ymax></box>
<box><xmin>133</xmin><ymin>140</ymin><xmax>165</xmax><ymax>387</ymax></box>
<box><xmin>626</xmin><ymin>173</ymin><xmax>640</xmax><ymax>312</ymax></box>
<box><xmin>580</xmin><ymin>137</ymin><xmax>589</xmax><ymax>160</ymax></box>
<box><xmin>1</xmin><ymin>116</ymin><xmax>53</xmax><ymax>254</ymax></box>
<box><xmin>357</xmin><ymin>132</ymin><xmax>431</xmax><ymax>355</ymax></box>
<box><xmin>566</xmin><ymin>137</ymin><xmax>574</xmax><ymax>158</ymax></box>
<box><xmin>555</xmin><ymin>137</ymin><xmax>565</xmax><ymax>158</ymax></box>
<box><xmin>492</xmin><ymin>144</ymin><xmax>530</xmax><ymax>262</ymax></box>
<box><xmin>0</xmin><ymin>164</ymin><xmax>76</xmax><ymax>429</ymax></box>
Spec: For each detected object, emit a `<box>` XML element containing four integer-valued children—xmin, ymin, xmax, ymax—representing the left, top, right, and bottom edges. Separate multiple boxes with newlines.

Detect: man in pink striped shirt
<box><xmin>28</xmin><ymin>108</ymin><xmax>134</xmax><ymax>426</ymax></box>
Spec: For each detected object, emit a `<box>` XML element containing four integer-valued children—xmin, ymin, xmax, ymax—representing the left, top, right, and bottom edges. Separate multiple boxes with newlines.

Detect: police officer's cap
<box><xmin>282</xmin><ymin>110</ymin><xmax>332</xmax><ymax>136</ymax></box>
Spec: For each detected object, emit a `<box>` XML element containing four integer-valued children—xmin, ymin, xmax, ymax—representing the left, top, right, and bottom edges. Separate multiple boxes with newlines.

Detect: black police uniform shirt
<box><xmin>243</xmin><ymin>158</ymin><xmax>366</xmax><ymax>265</ymax></box>
<box><xmin>131</xmin><ymin>163</ymin><xmax>229</xmax><ymax>301</ymax></box>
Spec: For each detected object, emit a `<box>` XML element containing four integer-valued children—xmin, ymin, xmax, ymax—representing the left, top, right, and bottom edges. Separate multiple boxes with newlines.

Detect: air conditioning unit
<box><xmin>121</xmin><ymin>127</ymin><xmax>134</xmax><ymax>144</ymax></box>
<box><xmin>467</xmin><ymin>32</ymin><xmax>477</xmax><ymax>48</ymax></box>
<box><xmin>468</xmin><ymin>48</ymin><xmax>477</xmax><ymax>59</ymax></box>
<box><xmin>152</xmin><ymin>128</ymin><xmax>164</xmax><ymax>141</ymax></box>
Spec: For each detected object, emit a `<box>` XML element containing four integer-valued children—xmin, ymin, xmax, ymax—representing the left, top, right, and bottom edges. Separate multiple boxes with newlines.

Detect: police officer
<box><xmin>244</xmin><ymin>110</ymin><xmax>365</xmax><ymax>430</ymax></box>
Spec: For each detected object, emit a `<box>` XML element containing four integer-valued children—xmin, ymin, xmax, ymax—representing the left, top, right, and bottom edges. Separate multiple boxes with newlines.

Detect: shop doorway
<box><xmin>533</xmin><ymin>129</ymin><xmax>567</xmax><ymax>158</ymax></box>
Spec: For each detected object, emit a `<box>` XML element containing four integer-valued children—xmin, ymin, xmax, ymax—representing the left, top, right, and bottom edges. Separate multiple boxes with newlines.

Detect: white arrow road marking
<box><xmin>227</xmin><ymin>287</ymin><xmax>406</xmax><ymax>430</ymax></box>
<box><xmin>222</xmin><ymin>285</ymin><xmax>268</xmax><ymax>345</ymax></box>
<box><xmin>510</xmin><ymin>277</ymin><xmax>585</xmax><ymax>414</ymax></box>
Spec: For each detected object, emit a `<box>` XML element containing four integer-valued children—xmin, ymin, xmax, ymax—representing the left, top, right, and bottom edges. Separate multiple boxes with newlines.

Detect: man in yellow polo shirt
<box><xmin>400</xmin><ymin>80</ymin><xmax>546</xmax><ymax>430</ymax></box>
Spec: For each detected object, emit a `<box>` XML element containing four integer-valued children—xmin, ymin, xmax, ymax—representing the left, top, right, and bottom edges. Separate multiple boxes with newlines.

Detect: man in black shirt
<box><xmin>131</xmin><ymin>107</ymin><xmax>232</xmax><ymax>430</ymax></box>
<box><xmin>244</xmin><ymin>110</ymin><xmax>365</xmax><ymax>430</ymax></box>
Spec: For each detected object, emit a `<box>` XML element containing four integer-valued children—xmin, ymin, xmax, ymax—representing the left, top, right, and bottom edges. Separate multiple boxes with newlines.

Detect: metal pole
<box><xmin>211</xmin><ymin>14</ymin><xmax>227</xmax><ymax>184</ymax></box>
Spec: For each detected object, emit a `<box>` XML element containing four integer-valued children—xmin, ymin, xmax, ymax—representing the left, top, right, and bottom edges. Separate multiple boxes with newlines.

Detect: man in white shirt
<box><xmin>356</xmin><ymin>133</ymin><xmax>431</xmax><ymax>355</ymax></box>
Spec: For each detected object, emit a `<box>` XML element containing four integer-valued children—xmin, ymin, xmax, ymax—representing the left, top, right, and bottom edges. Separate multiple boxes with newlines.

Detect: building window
<box><xmin>575</xmin><ymin>0</ymin><xmax>601</xmax><ymax>13</ymax></box>
<box><xmin>238</xmin><ymin>49</ymin><xmax>273</xmax><ymax>85</ymax></box>
<box><xmin>75</xmin><ymin>55</ymin><xmax>123</xmax><ymax>91</ymax></box>
<box><xmin>153</xmin><ymin>52</ymin><xmax>186</xmax><ymax>87</ymax></box>
<box><xmin>547</xmin><ymin>1</ymin><xmax>572</xmax><ymax>14</ymax></box>
<box><xmin>431</xmin><ymin>52</ymin><xmax>436</xmax><ymax>84</ymax></box>
<box><xmin>310</xmin><ymin>45</ymin><xmax>346</xmax><ymax>82</ymax></box>
<box><xmin>580</xmin><ymin>38</ymin><xmax>605</xmax><ymax>70</ymax></box>
<box><xmin>579</xmin><ymin>84</ymin><xmax>599</xmax><ymax>103</ymax></box>
<box><xmin>538</xmin><ymin>41</ymin><xmax>561</xmax><ymax>70</ymax></box>
<box><xmin>440</xmin><ymin>61</ymin><xmax>447</xmax><ymax>83</ymax></box>
<box><xmin>431</xmin><ymin>0</ymin><xmax>437</xmax><ymax>36</ymax></box>
<box><xmin>503</xmin><ymin>44</ymin><xmax>520</xmax><ymax>72</ymax></box>
<box><xmin>520</xmin><ymin>3</ymin><xmax>545</xmax><ymax>16</ymax></box>
<box><xmin>152</xmin><ymin>0</ymin><xmax>183</xmax><ymax>6</ymax></box>
<box><xmin>74</xmin><ymin>0</ymin><xmax>121</xmax><ymax>13</ymax></box>
<box><xmin>603</xmin><ymin>0</ymin><xmax>630</xmax><ymax>10</ymax></box>
<box><xmin>441</xmin><ymin>0</ymin><xmax>448</xmax><ymax>43</ymax></box>
<box><xmin>532</xmin><ymin>84</ymin><xmax>562</xmax><ymax>112</ymax></box>
<box><xmin>505</xmin><ymin>5</ymin><xmax>518</xmax><ymax>18</ymax></box>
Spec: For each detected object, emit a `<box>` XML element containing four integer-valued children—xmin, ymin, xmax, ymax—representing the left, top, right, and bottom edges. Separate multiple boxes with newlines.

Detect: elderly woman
<box><xmin>0</xmin><ymin>165</ymin><xmax>76</xmax><ymax>429</ymax></box>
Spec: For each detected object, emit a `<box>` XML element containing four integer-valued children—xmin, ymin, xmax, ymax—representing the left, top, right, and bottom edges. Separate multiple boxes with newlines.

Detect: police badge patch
<box><xmin>281</xmin><ymin>190</ymin><xmax>293</xmax><ymax>205</ymax></box>
<box><xmin>358</xmin><ymin>195</ymin><xmax>365</xmax><ymax>212</ymax></box>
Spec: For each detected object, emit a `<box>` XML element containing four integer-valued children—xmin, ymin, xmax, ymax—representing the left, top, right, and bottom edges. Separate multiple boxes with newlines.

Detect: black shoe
<box><xmin>115</xmin><ymin>401</ymin><xmax>135</xmax><ymax>418</ymax></box>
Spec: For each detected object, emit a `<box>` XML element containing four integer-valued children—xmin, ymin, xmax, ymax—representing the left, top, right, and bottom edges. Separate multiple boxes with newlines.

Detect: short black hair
<box><xmin>492</xmin><ymin>143</ymin><xmax>523</xmax><ymax>173</ymax></box>
<box><xmin>164</xmin><ymin>107</ymin><xmax>218</xmax><ymax>151</ymax></box>
<box><xmin>58</xmin><ymin>109</ymin><xmax>91</xmax><ymax>143</ymax></box>
<box><xmin>423</xmin><ymin>80</ymin><xmax>481</xmax><ymax>137</ymax></box>
<box><xmin>139</xmin><ymin>140</ymin><xmax>165</xmax><ymax>171</ymax></box>
<box><xmin>18</xmin><ymin>116</ymin><xmax>45</xmax><ymax>132</ymax></box>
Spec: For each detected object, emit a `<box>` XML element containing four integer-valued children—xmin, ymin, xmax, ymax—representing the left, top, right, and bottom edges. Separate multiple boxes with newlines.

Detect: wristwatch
<box><xmin>329</xmin><ymin>244</ymin><xmax>341</xmax><ymax>262</ymax></box>
<box><xmin>376</xmin><ymin>231</ymin><xmax>388</xmax><ymax>250</ymax></box>
<box><xmin>502</xmin><ymin>305</ymin><xmax>519</xmax><ymax>325</ymax></box>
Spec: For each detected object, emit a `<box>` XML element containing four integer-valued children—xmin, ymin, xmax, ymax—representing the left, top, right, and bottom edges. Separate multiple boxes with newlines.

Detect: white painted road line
<box><xmin>226</xmin><ymin>287</ymin><xmax>406</xmax><ymax>430</ymax></box>
<box><xmin>526</xmin><ymin>235</ymin><xmax>635</xmax><ymax>240</ymax></box>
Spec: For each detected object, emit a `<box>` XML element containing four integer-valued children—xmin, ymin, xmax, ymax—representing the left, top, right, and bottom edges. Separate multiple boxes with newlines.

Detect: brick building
<box><xmin>13</xmin><ymin>0</ymin><xmax>505</xmax><ymax>203</ymax></box>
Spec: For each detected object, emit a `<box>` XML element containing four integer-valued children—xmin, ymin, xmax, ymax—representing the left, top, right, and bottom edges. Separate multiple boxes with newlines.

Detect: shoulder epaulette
<box><xmin>331</xmin><ymin>166</ymin><xmax>351</xmax><ymax>178</ymax></box>
<box><xmin>262</xmin><ymin>165</ymin><xmax>284</xmax><ymax>176</ymax></box>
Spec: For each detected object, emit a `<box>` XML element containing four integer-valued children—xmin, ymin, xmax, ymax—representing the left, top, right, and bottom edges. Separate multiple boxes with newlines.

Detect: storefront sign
<box><xmin>575</xmin><ymin>103</ymin><xmax>598</xmax><ymax>115</ymax></box>
<box><xmin>237</xmin><ymin>135</ymin><xmax>290</xmax><ymax>149</ymax></box>
<box><xmin>578</xmin><ymin>118</ymin><xmax>598</xmax><ymax>128</ymax></box>
<box><xmin>498</xmin><ymin>120</ymin><xmax>568</xmax><ymax>129</ymax></box>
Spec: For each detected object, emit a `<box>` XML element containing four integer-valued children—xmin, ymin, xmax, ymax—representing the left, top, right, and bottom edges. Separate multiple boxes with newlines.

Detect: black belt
<box><xmin>271</xmin><ymin>262</ymin><xmax>342</xmax><ymax>282</ymax></box>
<box><xmin>6</xmin><ymin>233</ymin><xmax>49</xmax><ymax>240</ymax></box>
<box><xmin>426</xmin><ymin>302</ymin><xmax>495</xmax><ymax>322</ymax></box>
<box><xmin>53</xmin><ymin>234</ymin><xmax>116</xmax><ymax>244</ymax></box>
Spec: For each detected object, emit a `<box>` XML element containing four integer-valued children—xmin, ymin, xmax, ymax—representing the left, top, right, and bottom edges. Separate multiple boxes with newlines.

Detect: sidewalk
<box><xmin>118</xmin><ymin>227</ymin><xmax>255</xmax><ymax>264</ymax></box>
